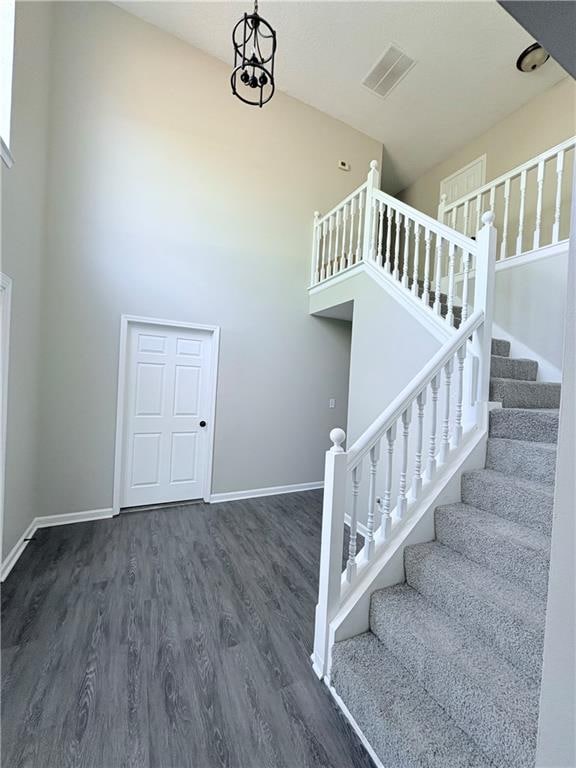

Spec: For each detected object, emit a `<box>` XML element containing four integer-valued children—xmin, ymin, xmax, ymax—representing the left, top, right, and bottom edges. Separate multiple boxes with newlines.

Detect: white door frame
<box><xmin>112</xmin><ymin>315</ymin><xmax>220</xmax><ymax>515</ymax></box>
<box><xmin>0</xmin><ymin>273</ymin><xmax>12</xmax><ymax>556</ymax></box>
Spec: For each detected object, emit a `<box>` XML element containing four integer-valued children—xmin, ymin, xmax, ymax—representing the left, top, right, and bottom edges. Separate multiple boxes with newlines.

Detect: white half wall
<box><xmin>536</xmin><ymin>163</ymin><xmax>576</xmax><ymax>768</ymax></box>
<box><xmin>493</xmin><ymin>246</ymin><xmax>567</xmax><ymax>380</ymax></box>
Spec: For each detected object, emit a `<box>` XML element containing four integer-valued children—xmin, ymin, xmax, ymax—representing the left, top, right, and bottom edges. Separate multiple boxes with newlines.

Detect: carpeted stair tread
<box><xmin>486</xmin><ymin>437</ymin><xmax>557</xmax><ymax>485</ymax></box>
<box><xmin>489</xmin><ymin>407</ymin><xmax>559</xmax><ymax>443</ymax></box>
<box><xmin>490</xmin><ymin>355</ymin><xmax>538</xmax><ymax>381</ymax></box>
<box><xmin>330</xmin><ymin>632</ymin><xmax>494</xmax><ymax>768</ymax></box>
<box><xmin>491</xmin><ymin>338</ymin><xmax>510</xmax><ymax>357</ymax></box>
<box><xmin>435</xmin><ymin>502</ymin><xmax>550</xmax><ymax>597</ymax></box>
<box><xmin>461</xmin><ymin>468</ymin><xmax>554</xmax><ymax>534</ymax></box>
<box><xmin>490</xmin><ymin>378</ymin><xmax>561</xmax><ymax>409</ymax></box>
<box><xmin>369</xmin><ymin>584</ymin><xmax>539</xmax><ymax>767</ymax></box>
<box><xmin>404</xmin><ymin>541</ymin><xmax>545</xmax><ymax>679</ymax></box>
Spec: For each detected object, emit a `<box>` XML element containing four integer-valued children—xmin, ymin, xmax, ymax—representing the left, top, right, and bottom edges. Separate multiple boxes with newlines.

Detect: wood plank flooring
<box><xmin>1</xmin><ymin>491</ymin><xmax>373</xmax><ymax>768</ymax></box>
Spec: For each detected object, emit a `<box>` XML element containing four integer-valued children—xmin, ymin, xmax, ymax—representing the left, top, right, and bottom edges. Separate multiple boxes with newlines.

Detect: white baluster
<box><xmin>515</xmin><ymin>169</ymin><xmax>527</xmax><ymax>256</ymax></box>
<box><xmin>552</xmin><ymin>150</ymin><xmax>565</xmax><ymax>244</ymax></box>
<box><xmin>453</xmin><ymin>344</ymin><xmax>466</xmax><ymax>448</ymax></box>
<box><xmin>461</xmin><ymin>250</ymin><xmax>471</xmax><ymax>322</ymax></box>
<box><xmin>311</xmin><ymin>211</ymin><xmax>320</xmax><ymax>285</ymax></box>
<box><xmin>451</xmin><ymin>207</ymin><xmax>457</xmax><ymax>230</ymax></box>
<box><xmin>533</xmin><ymin>160</ymin><xmax>545</xmax><ymax>250</ymax></box>
<box><xmin>488</xmin><ymin>185</ymin><xmax>495</xmax><ymax>215</ymax></box>
<box><xmin>377</xmin><ymin>201</ymin><xmax>385</xmax><ymax>267</ymax></box>
<box><xmin>365</xmin><ymin>441</ymin><xmax>380</xmax><ymax>559</ymax></box>
<box><xmin>439</xmin><ymin>357</ymin><xmax>454</xmax><ymax>464</ymax></box>
<box><xmin>356</xmin><ymin>190</ymin><xmax>364</xmax><ymax>262</ymax></box>
<box><xmin>426</xmin><ymin>373</ymin><xmax>440</xmax><ymax>479</ymax></box>
<box><xmin>437</xmin><ymin>193</ymin><xmax>447</xmax><ymax>225</ymax></box>
<box><xmin>413</xmin><ymin>390</ymin><xmax>426</xmax><ymax>499</ymax></box>
<box><xmin>463</xmin><ymin>200</ymin><xmax>469</xmax><ymax>238</ymax></box>
<box><xmin>422</xmin><ymin>228</ymin><xmax>431</xmax><ymax>306</ymax></box>
<box><xmin>346</xmin><ymin>463</ymin><xmax>362</xmax><ymax>582</ymax></box>
<box><xmin>397</xmin><ymin>405</ymin><xmax>412</xmax><ymax>519</ymax></box>
<box><xmin>340</xmin><ymin>203</ymin><xmax>348</xmax><ymax>271</ymax></box>
<box><xmin>320</xmin><ymin>219</ymin><xmax>328</xmax><ymax>279</ymax></box>
<box><xmin>393</xmin><ymin>210</ymin><xmax>402</xmax><ymax>280</ymax></box>
<box><xmin>384</xmin><ymin>206</ymin><xmax>393</xmax><ymax>272</ymax></box>
<box><xmin>402</xmin><ymin>217</ymin><xmax>411</xmax><ymax>288</ymax></box>
<box><xmin>446</xmin><ymin>241</ymin><xmax>456</xmax><ymax>327</ymax></box>
<box><xmin>412</xmin><ymin>223</ymin><xmax>421</xmax><ymax>296</ymax></box>
<box><xmin>349</xmin><ymin>197</ymin><xmax>356</xmax><ymax>265</ymax></box>
<box><xmin>500</xmin><ymin>178</ymin><xmax>510</xmax><ymax>260</ymax></box>
<box><xmin>378</xmin><ymin>423</ymin><xmax>396</xmax><ymax>541</ymax></box>
<box><xmin>433</xmin><ymin>234</ymin><xmax>442</xmax><ymax>314</ymax></box>
<box><xmin>475</xmin><ymin>193</ymin><xmax>482</xmax><ymax>234</ymax></box>
<box><xmin>333</xmin><ymin>209</ymin><xmax>341</xmax><ymax>274</ymax></box>
<box><xmin>328</xmin><ymin>214</ymin><xmax>334</xmax><ymax>276</ymax></box>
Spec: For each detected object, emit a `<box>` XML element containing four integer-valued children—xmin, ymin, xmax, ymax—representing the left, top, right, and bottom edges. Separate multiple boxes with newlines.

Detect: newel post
<box><xmin>310</xmin><ymin>210</ymin><xmax>321</xmax><ymax>285</ymax></box>
<box><xmin>363</xmin><ymin>160</ymin><xmax>380</xmax><ymax>262</ymax></box>
<box><xmin>312</xmin><ymin>428</ymin><xmax>347</xmax><ymax>680</ymax></box>
<box><xmin>473</xmin><ymin>211</ymin><xmax>497</xmax><ymax>408</ymax></box>
<box><xmin>437</xmin><ymin>193</ymin><xmax>448</xmax><ymax>225</ymax></box>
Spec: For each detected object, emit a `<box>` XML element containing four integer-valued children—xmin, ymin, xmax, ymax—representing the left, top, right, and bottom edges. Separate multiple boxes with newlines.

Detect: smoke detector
<box><xmin>363</xmin><ymin>44</ymin><xmax>415</xmax><ymax>99</ymax></box>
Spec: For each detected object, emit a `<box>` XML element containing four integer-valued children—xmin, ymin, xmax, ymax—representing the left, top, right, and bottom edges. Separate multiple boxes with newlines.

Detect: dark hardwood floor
<box><xmin>1</xmin><ymin>490</ymin><xmax>373</xmax><ymax>768</ymax></box>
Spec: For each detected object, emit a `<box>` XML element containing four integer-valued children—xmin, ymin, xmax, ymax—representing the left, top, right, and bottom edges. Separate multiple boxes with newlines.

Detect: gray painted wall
<box><xmin>1</xmin><ymin>3</ymin><xmax>52</xmax><ymax>559</ymax></box>
<box><xmin>4</xmin><ymin>2</ymin><xmax>379</xmax><ymax>530</ymax></box>
<box><xmin>311</xmin><ymin>271</ymin><xmax>441</xmax><ymax>445</ymax></box>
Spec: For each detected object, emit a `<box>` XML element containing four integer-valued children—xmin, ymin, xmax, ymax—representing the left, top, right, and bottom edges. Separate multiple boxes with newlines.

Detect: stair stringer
<box><xmin>309</xmin><ymin>260</ymin><xmax>455</xmax><ymax>345</ymax></box>
<box><xmin>323</xmin><ymin>403</ymin><xmax>498</xmax><ymax>686</ymax></box>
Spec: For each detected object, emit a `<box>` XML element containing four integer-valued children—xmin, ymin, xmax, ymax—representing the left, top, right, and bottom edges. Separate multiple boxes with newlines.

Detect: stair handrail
<box><xmin>311</xmin><ymin>210</ymin><xmax>497</xmax><ymax>680</ymax></box>
<box><xmin>347</xmin><ymin>309</ymin><xmax>484</xmax><ymax>472</ymax></box>
<box><xmin>375</xmin><ymin>188</ymin><xmax>478</xmax><ymax>255</ymax></box>
<box><xmin>438</xmin><ymin>135</ymin><xmax>575</xmax><ymax>257</ymax></box>
<box><xmin>441</xmin><ymin>136</ymin><xmax>576</xmax><ymax>217</ymax></box>
<box><xmin>310</xmin><ymin>161</ymin><xmax>483</xmax><ymax>331</ymax></box>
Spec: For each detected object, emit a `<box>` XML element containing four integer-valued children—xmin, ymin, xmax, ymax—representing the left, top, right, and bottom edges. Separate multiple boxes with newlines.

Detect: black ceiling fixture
<box><xmin>516</xmin><ymin>42</ymin><xmax>550</xmax><ymax>72</ymax></box>
<box><xmin>231</xmin><ymin>0</ymin><xmax>277</xmax><ymax>107</ymax></box>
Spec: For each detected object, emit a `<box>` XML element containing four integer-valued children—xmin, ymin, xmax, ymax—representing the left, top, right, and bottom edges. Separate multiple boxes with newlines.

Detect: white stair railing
<box><xmin>438</xmin><ymin>136</ymin><xmax>575</xmax><ymax>260</ymax></box>
<box><xmin>311</xmin><ymin>161</ymin><xmax>480</xmax><ymax>329</ymax></box>
<box><xmin>312</xmin><ymin>211</ymin><xmax>497</xmax><ymax>679</ymax></box>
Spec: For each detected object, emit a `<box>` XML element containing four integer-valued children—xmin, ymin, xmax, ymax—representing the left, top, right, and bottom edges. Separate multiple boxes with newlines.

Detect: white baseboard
<box><xmin>34</xmin><ymin>507</ymin><xmax>114</xmax><ymax>529</ymax></box>
<box><xmin>327</xmin><ymin>683</ymin><xmax>385</xmax><ymax>768</ymax></box>
<box><xmin>0</xmin><ymin>519</ymin><xmax>36</xmax><ymax>582</ymax></box>
<box><xmin>210</xmin><ymin>481</ymin><xmax>323</xmax><ymax>504</ymax></box>
<box><xmin>1</xmin><ymin>507</ymin><xmax>114</xmax><ymax>582</ymax></box>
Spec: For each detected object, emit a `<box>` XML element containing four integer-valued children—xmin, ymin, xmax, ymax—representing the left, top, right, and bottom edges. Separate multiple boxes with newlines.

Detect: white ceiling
<box><xmin>116</xmin><ymin>1</ymin><xmax>567</xmax><ymax>192</ymax></box>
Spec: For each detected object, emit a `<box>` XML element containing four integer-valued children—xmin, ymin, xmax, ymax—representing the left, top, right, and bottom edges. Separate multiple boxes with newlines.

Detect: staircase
<box><xmin>309</xmin><ymin>151</ymin><xmax>570</xmax><ymax>768</ymax></box>
<box><xmin>330</xmin><ymin>339</ymin><xmax>559</xmax><ymax>768</ymax></box>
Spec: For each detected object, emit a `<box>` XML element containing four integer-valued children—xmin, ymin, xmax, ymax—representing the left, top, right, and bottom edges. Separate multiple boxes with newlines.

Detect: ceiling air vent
<box><xmin>363</xmin><ymin>44</ymin><xmax>415</xmax><ymax>99</ymax></box>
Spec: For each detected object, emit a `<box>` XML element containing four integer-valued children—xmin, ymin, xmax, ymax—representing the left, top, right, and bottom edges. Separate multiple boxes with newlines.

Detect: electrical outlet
<box><xmin>329</xmin><ymin>398</ymin><xmax>336</xmax><ymax>409</ymax></box>
<box><xmin>338</xmin><ymin>160</ymin><xmax>350</xmax><ymax>172</ymax></box>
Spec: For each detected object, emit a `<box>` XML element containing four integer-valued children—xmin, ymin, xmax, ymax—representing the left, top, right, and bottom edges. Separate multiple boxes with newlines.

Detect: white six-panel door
<box><xmin>120</xmin><ymin>323</ymin><xmax>213</xmax><ymax>508</ymax></box>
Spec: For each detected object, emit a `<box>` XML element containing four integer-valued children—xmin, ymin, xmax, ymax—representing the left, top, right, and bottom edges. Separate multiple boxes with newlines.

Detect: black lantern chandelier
<box><xmin>231</xmin><ymin>0</ymin><xmax>277</xmax><ymax>107</ymax></box>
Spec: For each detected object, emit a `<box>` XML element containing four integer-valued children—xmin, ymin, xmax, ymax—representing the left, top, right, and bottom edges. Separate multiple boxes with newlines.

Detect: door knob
<box><xmin>199</xmin><ymin>420</ymin><xmax>207</xmax><ymax>428</ymax></box>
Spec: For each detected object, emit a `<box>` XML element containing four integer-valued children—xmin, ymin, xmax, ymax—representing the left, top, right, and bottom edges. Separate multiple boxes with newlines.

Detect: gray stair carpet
<box><xmin>330</xmin><ymin>338</ymin><xmax>559</xmax><ymax>768</ymax></box>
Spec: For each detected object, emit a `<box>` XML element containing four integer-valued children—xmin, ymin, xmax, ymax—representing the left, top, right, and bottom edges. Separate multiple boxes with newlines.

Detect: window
<box><xmin>0</xmin><ymin>0</ymin><xmax>15</xmax><ymax>167</ymax></box>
